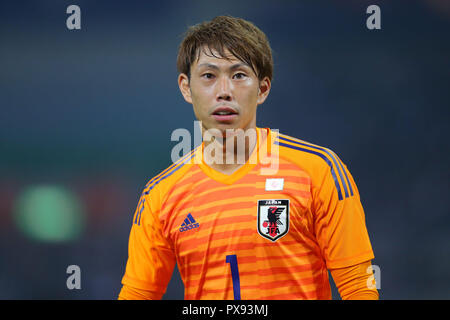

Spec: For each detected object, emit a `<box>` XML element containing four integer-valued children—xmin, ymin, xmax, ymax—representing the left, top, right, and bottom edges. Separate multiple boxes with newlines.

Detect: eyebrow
<box><xmin>197</xmin><ymin>62</ymin><xmax>251</xmax><ymax>71</ymax></box>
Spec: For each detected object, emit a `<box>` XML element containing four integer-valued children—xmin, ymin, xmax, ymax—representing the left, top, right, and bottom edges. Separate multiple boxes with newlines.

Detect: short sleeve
<box><xmin>312</xmin><ymin>156</ymin><xmax>375</xmax><ymax>269</ymax></box>
<box><xmin>120</xmin><ymin>191</ymin><xmax>176</xmax><ymax>296</ymax></box>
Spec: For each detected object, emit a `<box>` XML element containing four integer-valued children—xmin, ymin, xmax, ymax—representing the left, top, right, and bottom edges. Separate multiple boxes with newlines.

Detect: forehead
<box><xmin>193</xmin><ymin>46</ymin><xmax>249</xmax><ymax>68</ymax></box>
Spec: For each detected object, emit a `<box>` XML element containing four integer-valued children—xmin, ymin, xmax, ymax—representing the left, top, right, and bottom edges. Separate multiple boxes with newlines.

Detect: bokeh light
<box><xmin>13</xmin><ymin>185</ymin><xmax>85</xmax><ymax>243</ymax></box>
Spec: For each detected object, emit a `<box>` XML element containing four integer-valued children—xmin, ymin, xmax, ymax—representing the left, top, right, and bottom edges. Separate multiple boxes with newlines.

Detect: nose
<box><xmin>216</xmin><ymin>76</ymin><xmax>232</xmax><ymax>102</ymax></box>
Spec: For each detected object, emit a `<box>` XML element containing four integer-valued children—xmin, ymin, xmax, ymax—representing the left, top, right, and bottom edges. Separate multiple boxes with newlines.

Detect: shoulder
<box><xmin>274</xmin><ymin>131</ymin><xmax>340</xmax><ymax>173</ymax></box>
<box><xmin>140</xmin><ymin>147</ymin><xmax>199</xmax><ymax>199</ymax></box>
<box><xmin>273</xmin><ymin>131</ymin><xmax>354</xmax><ymax>200</ymax></box>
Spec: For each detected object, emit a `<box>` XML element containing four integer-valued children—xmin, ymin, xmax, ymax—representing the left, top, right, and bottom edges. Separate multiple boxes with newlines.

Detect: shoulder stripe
<box><xmin>275</xmin><ymin>140</ymin><xmax>344</xmax><ymax>200</ymax></box>
<box><xmin>134</xmin><ymin>149</ymin><xmax>197</xmax><ymax>226</ymax></box>
<box><xmin>134</xmin><ymin>197</ymin><xmax>146</xmax><ymax>225</ymax></box>
<box><xmin>277</xmin><ymin>134</ymin><xmax>353</xmax><ymax>197</ymax></box>
<box><xmin>278</xmin><ymin>135</ymin><xmax>353</xmax><ymax>198</ymax></box>
<box><xmin>328</xmin><ymin>149</ymin><xmax>354</xmax><ymax>197</ymax></box>
<box><xmin>142</xmin><ymin>150</ymin><xmax>197</xmax><ymax>196</ymax></box>
<box><xmin>143</xmin><ymin>148</ymin><xmax>197</xmax><ymax>190</ymax></box>
<box><xmin>276</xmin><ymin>135</ymin><xmax>354</xmax><ymax>199</ymax></box>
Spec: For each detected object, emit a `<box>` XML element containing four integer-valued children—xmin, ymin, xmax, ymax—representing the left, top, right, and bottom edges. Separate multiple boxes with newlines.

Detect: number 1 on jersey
<box><xmin>225</xmin><ymin>254</ymin><xmax>241</xmax><ymax>300</ymax></box>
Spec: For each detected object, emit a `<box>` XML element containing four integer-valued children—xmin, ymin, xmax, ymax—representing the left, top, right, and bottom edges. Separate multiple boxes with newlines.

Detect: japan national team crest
<box><xmin>257</xmin><ymin>199</ymin><xmax>289</xmax><ymax>241</ymax></box>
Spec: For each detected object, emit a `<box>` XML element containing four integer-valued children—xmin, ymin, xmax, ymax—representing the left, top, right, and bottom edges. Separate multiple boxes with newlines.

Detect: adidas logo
<box><xmin>179</xmin><ymin>213</ymin><xmax>200</xmax><ymax>232</ymax></box>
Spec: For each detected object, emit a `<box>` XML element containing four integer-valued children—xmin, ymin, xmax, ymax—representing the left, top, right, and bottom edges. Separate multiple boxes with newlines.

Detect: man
<box><xmin>118</xmin><ymin>16</ymin><xmax>378</xmax><ymax>300</ymax></box>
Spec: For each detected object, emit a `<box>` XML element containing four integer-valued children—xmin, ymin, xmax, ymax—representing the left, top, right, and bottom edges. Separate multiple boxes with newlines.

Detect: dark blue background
<box><xmin>0</xmin><ymin>0</ymin><xmax>449</xmax><ymax>299</ymax></box>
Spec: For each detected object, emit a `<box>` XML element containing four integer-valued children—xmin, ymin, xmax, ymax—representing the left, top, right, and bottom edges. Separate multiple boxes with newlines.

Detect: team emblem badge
<box><xmin>257</xmin><ymin>199</ymin><xmax>289</xmax><ymax>241</ymax></box>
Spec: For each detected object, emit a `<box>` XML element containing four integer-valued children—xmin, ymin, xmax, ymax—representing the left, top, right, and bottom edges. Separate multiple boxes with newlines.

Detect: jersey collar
<box><xmin>194</xmin><ymin>127</ymin><xmax>271</xmax><ymax>185</ymax></box>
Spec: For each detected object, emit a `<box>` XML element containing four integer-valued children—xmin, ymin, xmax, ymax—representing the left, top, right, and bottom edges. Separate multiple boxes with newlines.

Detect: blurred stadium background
<box><xmin>0</xmin><ymin>0</ymin><xmax>449</xmax><ymax>299</ymax></box>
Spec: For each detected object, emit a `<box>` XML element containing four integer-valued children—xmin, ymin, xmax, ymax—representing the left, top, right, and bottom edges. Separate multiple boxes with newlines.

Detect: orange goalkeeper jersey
<box><xmin>120</xmin><ymin>127</ymin><xmax>375</xmax><ymax>299</ymax></box>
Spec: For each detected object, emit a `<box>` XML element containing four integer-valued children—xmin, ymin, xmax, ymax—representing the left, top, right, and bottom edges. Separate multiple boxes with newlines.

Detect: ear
<box><xmin>257</xmin><ymin>76</ymin><xmax>271</xmax><ymax>105</ymax></box>
<box><xmin>178</xmin><ymin>73</ymin><xmax>193</xmax><ymax>104</ymax></box>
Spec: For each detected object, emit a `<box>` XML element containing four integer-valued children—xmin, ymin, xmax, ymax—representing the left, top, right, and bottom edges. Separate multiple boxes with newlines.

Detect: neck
<box><xmin>202</xmin><ymin>126</ymin><xmax>258</xmax><ymax>175</ymax></box>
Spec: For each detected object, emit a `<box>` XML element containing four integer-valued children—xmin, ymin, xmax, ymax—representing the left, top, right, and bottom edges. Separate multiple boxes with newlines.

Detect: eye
<box><xmin>233</xmin><ymin>72</ymin><xmax>247</xmax><ymax>80</ymax></box>
<box><xmin>201</xmin><ymin>73</ymin><xmax>215</xmax><ymax>79</ymax></box>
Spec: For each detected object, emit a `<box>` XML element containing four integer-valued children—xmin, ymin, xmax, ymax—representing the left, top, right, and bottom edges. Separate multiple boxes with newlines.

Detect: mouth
<box><xmin>211</xmin><ymin>106</ymin><xmax>239</xmax><ymax>122</ymax></box>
